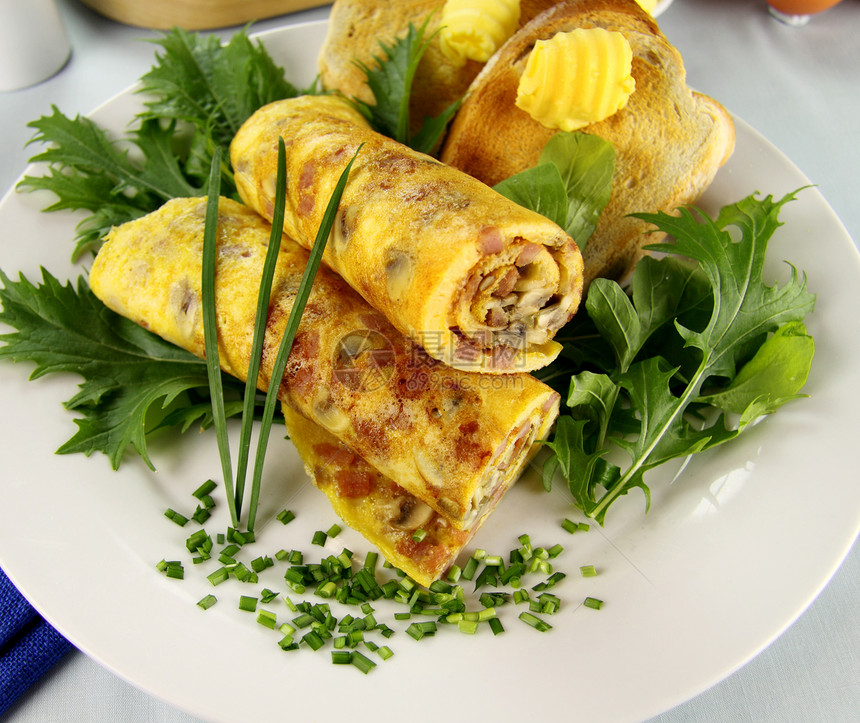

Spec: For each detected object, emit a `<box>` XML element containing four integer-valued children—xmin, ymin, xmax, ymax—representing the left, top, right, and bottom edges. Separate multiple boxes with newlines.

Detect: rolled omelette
<box><xmin>283</xmin><ymin>404</ymin><xmax>480</xmax><ymax>586</ymax></box>
<box><xmin>229</xmin><ymin>94</ymin><xmax>584</xmax><ymax>374</ymax></box>
<box><xmin>88</xmin><ymin>196</ymin><xmax>559</xmax><ymax>530</ymax></box>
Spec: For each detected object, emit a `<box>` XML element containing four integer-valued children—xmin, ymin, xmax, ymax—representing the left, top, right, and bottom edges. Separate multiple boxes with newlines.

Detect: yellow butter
<box><xmin>635</xmin><ymin>0</ymin><xmax>658</xmax><ymax>14</ymax></box>
<box><xmin>515</xmin><ymin>28</ymin><xmax>636</xmax><ymax>132</ymax></box>
<box><xmin>439</xmin><ymin>0</ymin><xmax>521</xmax><ymax>65</ymax></box>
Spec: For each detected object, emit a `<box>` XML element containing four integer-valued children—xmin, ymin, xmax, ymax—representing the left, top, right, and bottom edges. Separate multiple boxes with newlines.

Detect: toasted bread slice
<box><xmin>318</xmin><ymin>0</ymin><xmax>559</xmax><ymax>136</ymax></box>
<box><xmin>440</xmin><ymin>0</ymin><xmax>735</xmax><ymax>284</ymax></box>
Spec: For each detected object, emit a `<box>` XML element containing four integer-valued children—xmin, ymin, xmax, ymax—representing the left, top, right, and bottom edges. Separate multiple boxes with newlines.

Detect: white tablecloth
<box><xmin>1</xmin><ymin>0</ymin><xmax>857</xmax><ymax>720</ymax></box>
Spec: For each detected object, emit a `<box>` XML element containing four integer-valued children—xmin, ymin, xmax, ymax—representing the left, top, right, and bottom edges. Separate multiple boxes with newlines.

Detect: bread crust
<box><xmin>440</xmin><ymin>0</ymin><xmax>736</xmax><ymax>284</ymax></box>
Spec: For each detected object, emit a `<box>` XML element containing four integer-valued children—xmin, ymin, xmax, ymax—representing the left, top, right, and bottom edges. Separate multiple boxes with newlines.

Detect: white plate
<box><xmin>1</xmin><ymin>19</ymin><xmax>859</xmax><ymax>723</ymax></box>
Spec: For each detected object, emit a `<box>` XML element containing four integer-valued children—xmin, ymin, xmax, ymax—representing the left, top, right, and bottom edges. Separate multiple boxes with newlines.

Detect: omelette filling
<box><xmin>452</xmin><ymin>237</ymin><xmax>581</xmax><ymax>364</ymax></box>
<box><xmin>460</xmin><ymin>393</ymin><xmax>557</xmax><ymax>529</ymax></box>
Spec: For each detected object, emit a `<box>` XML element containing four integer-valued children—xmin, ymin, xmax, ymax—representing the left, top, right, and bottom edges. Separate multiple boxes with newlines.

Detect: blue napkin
<box><xmin>0</xmin><ymin>567</ymin><xmax>73</xmax><ymax>716</ymax></box>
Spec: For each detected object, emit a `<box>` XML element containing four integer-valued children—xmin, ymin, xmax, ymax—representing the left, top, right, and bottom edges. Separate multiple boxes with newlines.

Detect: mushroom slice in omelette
<box><xmin>88</xmin><ymin>197</ymin><xmax>560</xmax><ymax>530</ymax></box>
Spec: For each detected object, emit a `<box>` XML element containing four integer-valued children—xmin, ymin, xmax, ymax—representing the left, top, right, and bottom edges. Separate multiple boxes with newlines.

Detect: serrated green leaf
<box><xmin>544</xmin><ymin>190</ymin><xmax>816</xmax><ymax>524</ymax></box>
<box><xmin>699</xmin><ymin>321</ymin><xmax>814</xmax><ymax>415</ymax></box>
<box><xmin>638</xmin><ymin>191</ymin><xmax>816</xmax><ymax>381</ymax></box>
<box><xmin>139</xmin><ymin>28</ymin><xmax>300</xmax><ymax>151</ymax></box>
<box><xmin>0</xmin><ymin>268</ymin><xmax>242</xmax><ymax>470</ymax></box>
<box><xmin>350</xmin><ymin>16</ymin><xmax>460</xmax><ymax>153</ymax></box>
<box><xmin>18</xmin><ymin>109</ymin><xmax>200</xmax><ymax>260</ymax></box>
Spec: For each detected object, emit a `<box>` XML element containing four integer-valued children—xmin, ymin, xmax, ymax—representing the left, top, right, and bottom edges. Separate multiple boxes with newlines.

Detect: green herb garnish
<box><xmin>201</xmin><ymin>147</ymin><xmax>238</xmax><ymax>527</ymax></box>
<box><xmin>245</xmin><ymin>143</ymin><xmax>363</xmax><ymax>531</ymax></box>
<box><xmin>540</xmin><ymin>190</ymin><xmax>816</xmax><ymax>524</ymax></box>
<box><xmin>350</xmin><ymin>16</ymin><xmax>460</xmax><ymax>154</ymax></box>
<box><xmin>494</xmin><ymin>131</ymin><xmax>615</xmax><ymax>250</ymax></box>
<box><xmin>233</xmin><ymin>138</ymin><xmax>289</xmax><ymax>521</ymax></box>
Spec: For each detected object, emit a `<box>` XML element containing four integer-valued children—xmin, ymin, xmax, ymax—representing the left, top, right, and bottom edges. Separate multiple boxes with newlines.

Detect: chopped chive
<box><xmin>238</xmin><ymin>595</ymin><xmax>258</xmax><ymax>613</ymax></box>
<box><xmin>411</xmin><ymin>528</ymin><xmax>427</xmax><ymax>542</ymax></box>
<box><xmin>363</xmin><ymin>551</ymin><xmax>379</xmax><ymax>572</ymax></box>
<box><xmin>257</xmin><ymin>610</ymin><xmax>277</xmax><ymax>629</ymax></box>
<box><xmin>377</xmin><ymin>646</ymin><xmax>394</xmax><ymax>661</ymax></box>
<box><xmin>461</xmin><ymin>557</ymin><xmax>479</xmax><ymax>581</ymax></box>
<box><xmin>327</xmin><ymin>523</ymin><xmax>342</xmax><ymax>538</ymax></box>
<box><xmin>458</xmin><ymin>619</ymin><xmax>479</xmax><ymax>635</ymax></box>
<box><xmin>331</xmin><ymin>650</ymin><xmax>352</xmax><ymax>665</ymax></box>
<box><xmin>276</xmin><ymin>509</ymin><xmax>296</xmax><ymax>525</ymax></box>
<box><xmin>251</xmin><ymin>555</ymin><xmax>274</xmax><ymax>573</ymax></box>
<box><xmin>261</xmin><ymin>588</ymin><xmax>279</xmax><ymax>604</ymax></box>
<box><xmin>351</xmin><ymin>651</ymin><xmax>377</xmax><ymax>674</ymax></box>
<box><xmin>156</xmin><ymin>560</ymin><xmax>184</xmax><ymax>579</ymax></box>
<box><xmin>580</xmin><ymin>565</ymin><xmax>598</xmax><ymax>578</ymax></box>
<box><xmin>200</xmin><ymin>148</ymin><xmax>236</xmax><ymax>527</ymax></box>
<box><xmin>163</xmin><ymin>508</ymin><xmax>188</xmax><ymax>526</ymax></box>
<box><xmin>302</xmin><ymin>631</ymin><xmax>326</xmax><ymax>651</ymax></box>
<box><xmin>312</xmin><ymin>531</ymin><xmax>328</xmax><ymax>547</ymax></box>
<box><xmin>197</xmin><ymin>594</ymin><xmax>217</xmax><ymax>610</ymax></box>
<box><xmin>207</xmin><ymin>567</ymin><xmax>230</xmax><ymax>586</ymax></box>
<box><xmin>278</xmin><ymin>636</ymin><xmax>298</xmax><ymax>651</ymax></box>
<box><xmin>246</xmin><ymin>144</ymin><xmax>363</xmax><ymax>531</ymax></box>
<box><xmin>192</xmin><ymin>507</ymin><xmax>211</xmax><ymax>524</ymax></box>
<box><xmin>561</xmin><ymin>518</ymin><xmax>578</xmax><ymax>534</ymax></box>
<box><xmin>518</xmin><ymin>611</ymin><xmax>552</xmax><ymax>632</ymax></box>
<box><xmin>445</xmin><ymin>565</ymin><xmax>462</xmax><ymax>583</ymax></box>
<box><xmin>583</xmin><ymin>597</ymin><xmax>603</xmax><ymax>610</ymax></box>
<box><xmin>193</xmin><ymin>479</ymin><xmax>217</xmax><ymax>499</ymax></box>
<box><xmin>547</xmin><ymin>543</ymin><xmax>564</xmax><ymax>558</ymax></box>
<box><xmin>533</xmin><ymin>572</ymin><xmax>566</xmax><ymax>592</ymax></box>
<box><xmin>488</xmin><ymin>617</ymin><xmax>505</xmax><ymax>636</ymax></box>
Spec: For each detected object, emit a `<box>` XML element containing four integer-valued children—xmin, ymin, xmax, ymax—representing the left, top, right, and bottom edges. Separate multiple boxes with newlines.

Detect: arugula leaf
<box><xmin>350</xmin><ymin>17</ymin><xmax>462</xmax><ymax>154</ymax></box>
<box><xmin>0</xmin><ymin>268</ymin><xmax>244</xmax><ymax>470</ymax></box>
<box><xmin>542</xmin><ymin>191</ymin><xmax>816</xmax><ymax>524</ymax></box>
<box><xmin>698</xmin><ymin>320</ymin><xmax>814</xmax><ymax>415</ymax></box>
<box><xmin>494</xmin><ymin>132</ymin><xmax>615</xmax><ymax>249</ymax></box>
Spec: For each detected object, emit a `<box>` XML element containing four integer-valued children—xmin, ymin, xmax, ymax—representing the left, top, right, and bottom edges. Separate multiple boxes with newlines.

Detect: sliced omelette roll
<box><xmin>283</xmin><ymin>404</ymin><xmax>480</xmax><ymax>587</ymax></box>
<box><xmin>89</xmin><ymin>197</ymin><xmax>559</xmax><ymax>530</ymax></box>
<box><xmin>229</xmin><ymin>95</ymin><xmax>583</xmax><ymax>374</ymax></box>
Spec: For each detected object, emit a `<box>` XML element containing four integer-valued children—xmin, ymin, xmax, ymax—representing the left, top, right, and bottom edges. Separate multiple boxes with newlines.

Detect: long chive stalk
<box><xmin>245</xmin><ymin>144</ymin><xmax>364</xmax><ymax>531</ymax></box>
<box><xmin>201</xmin><ymin>147</ymin><xmax>237</xmax><ymax>527</ymax></box>
<box><xmin>233</xmin><ymin>137</ymin><xmax>289</xmax><ymax>520</ymax></box>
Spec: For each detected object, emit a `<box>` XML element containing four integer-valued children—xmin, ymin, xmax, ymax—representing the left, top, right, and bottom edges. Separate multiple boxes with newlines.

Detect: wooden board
<box><xmin>79</xmin><ymin>0</ymin><xmax>330</xmax><ymax>30</ymax></box>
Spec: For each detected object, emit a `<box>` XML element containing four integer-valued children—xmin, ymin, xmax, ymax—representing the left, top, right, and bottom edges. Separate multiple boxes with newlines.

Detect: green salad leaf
<box><xmin>0</xmin><ymin>268</ymin><xmax>246</xmax><ymax>470</ymax></box>
<box><xmin>538</xmin><ymin>190</ymin><xmax>816</xmax><ymax>524</ymax></box>
<box><xmin>19</xmin><ymin>111</ymin><xmax>201</xmax><ymax>260</ymax></box>
<box><xmin>495</xmin><ymin>132</ymin><xmax>615</xmax><ymax>249</ymax></box>
<box><xmin>18</xmin><ymin>27</ymin><xmax>305</xmax><ymax>261</ymax></box>
<box><xmin>350</xmin><ymin>17</ymin><xmax>461</xmax><ymax>155</ymax></box>
<box><xmin>138</xmin><ymin>27</ymin><xmax>306</xmax><ymax>191</ymax></box>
